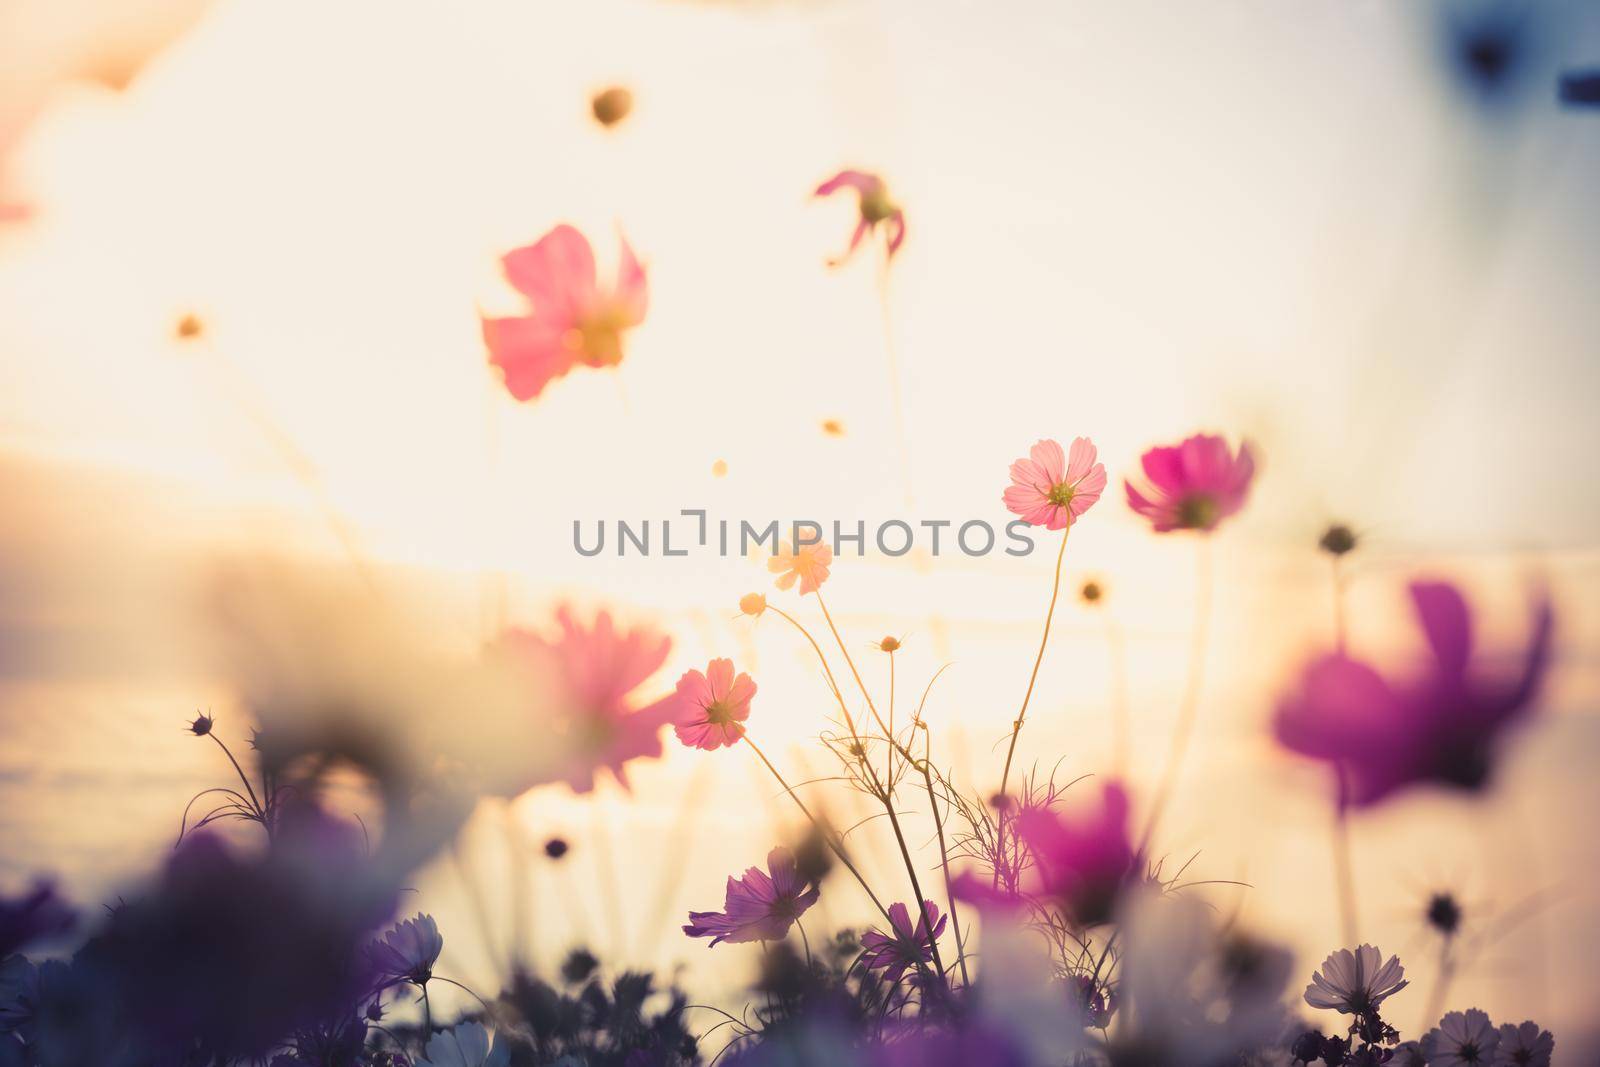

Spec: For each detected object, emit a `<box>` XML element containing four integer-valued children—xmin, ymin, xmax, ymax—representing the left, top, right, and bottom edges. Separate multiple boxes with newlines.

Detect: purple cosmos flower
<box><xmin>1275</xmin><ymin>580</ymin><xmax>1553</xmax><ymax>807</ymax></box>
<box><xmin>1493</xmin><ymin>1020</ymin><xmax>1553</xmax><ymax>1066</ymax></box>
<box><xmin>1124</xmin><ymin>433</ymin><xmax>1256</xmax><ymax>533</ymax></box>
<box><xmin>683</xmin><ymin>847</ymin><xmax>819</xmax><ymax>947</ymax></box>
<box><xmin>368</xmin><ymin>913</ymin><xmax>443</xmax><ymax>985</ymax></box>
<box><xmin>858</xmin><ymin>901</ymin><xmax>946</xmax><ymax>985</ymax></box>
<box><xmin>955</xmin><ymin>782</ymin><xmax>1136</xmax><ymax>927</ymax></box>
<box><xmin>1424</xmin><ymin>1009</ymin><xmax>1500</xmax><ymax>1067</ymax></box>
<box><xmin>1303</xmin><ymin>945</ymin><xmax>1408</xmax><ymax>1017</ymax></box>
<box><xmin>0</xmin><ymin>882</ymin><xmax>74</xmax><ymax>958</ymax></box>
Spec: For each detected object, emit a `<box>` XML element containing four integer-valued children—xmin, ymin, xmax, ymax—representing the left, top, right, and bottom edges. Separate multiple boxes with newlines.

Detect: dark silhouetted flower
<box><xmin>1427</xmin><ymin>892</ymin><xmax>1463</xmax><ymax>936</ymax></box>
<box><xmin>368</xmin><ymin>913</ymin><xmax>443</xmax><ymax>986</ymax></box>
<box><xmin>544</xmin><ymin>837</ymin><xmax>570</xmax><ymax>860</ymax></box>
<box><xmin>0</xmin><ymin>883</ymin><xmax>73</xmax><ymax>958</ymax></box>
<box><xmin>187</xmin><ymin>711</ymin><xmax>215</xmax><ymax>736</ymax></box>
<box><xmin>1493</xmin><ymin>1020</ymin><xmax>1553</xmax><ymax>1066</ymax></box>
<box><xmin>1424</xmin><ymin>1008</ymin><xmax>1499</xmax><ymax>1067</ymax></box>
<box><xmin>1303</xmin><ymin>945</ymin><xmax>1408</xmax><ymax>1017</ymax></box>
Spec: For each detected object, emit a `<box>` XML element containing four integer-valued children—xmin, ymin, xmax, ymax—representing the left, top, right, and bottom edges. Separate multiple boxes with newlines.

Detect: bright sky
<box><xmin>3</xmin><ymin>0</ymin><xmax>1600</xmax><ymax>1046</ymax></box>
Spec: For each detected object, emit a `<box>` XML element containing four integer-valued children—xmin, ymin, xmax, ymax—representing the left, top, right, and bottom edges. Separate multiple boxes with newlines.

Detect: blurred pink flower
<box><xmin>814</xmin><ymin>169</ymin><xmax>905</xmax><ymax>265</ymax></box>
<box><xmin>1274</xmin><ymin>580</ymin><xmax>1553</xmax><ymax>808</ymax></box>
<box><xmin>954</xmin><ymin>782</ymin><xmax>1136</xmax><ymax>927</ymax></box>
<box><xmin>673</xmin><ymin>658</ymin><xmax>756</xmax><ymax>751</ymax></box>
<box><xmin>1002</xmin><ymin>438</ymin><xmax>1107</xmax><ymax>531</ymax></box>
<box><xmin>859</xmin><ymin>900</ymin><xmax>946</xmax><ymax>984</ymax></box>
<box><xmin>768</xmin><ymin>541</ymin><xmax>832</xmax><ymax>596</ymax></box>
<box><xmin>1123</xmin><ymin>433</ymin><xmax>1256</xmax><ymax>533</ymax></box>
<box><xmin>1303</xmin><ymin>944</ymin><xmax>1408</xmax><ymax>1015</ymax></box>
<box><xmin>500</xmin><ymin>607</ymin><xmax>682</xmax><ymax>793</ymax></box>
<box><xmin>683</xmin><ymin>846</ymin><xmax>819</xmax><ymax>946</ymax></box>
<box><xmin>481</xmin><ymin>224</ymin><xmax>648</xmax><ymax>402</ymax></box>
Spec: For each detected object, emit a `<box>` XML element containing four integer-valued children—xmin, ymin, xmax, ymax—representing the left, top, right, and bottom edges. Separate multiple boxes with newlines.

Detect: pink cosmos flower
<box><xmin>1274</xmin><ymin>580</ymin><xmax>1553</xmax><ymax>808</ymax></box>
<box><xmin>814</xmin><ymin>169</ymin><xmax>905</xmax><ymax>265</ymax></box>
<box><xmin>859</xmin><ymin>901</ymin><xmax>946</xmax><ymax>984</ymax></box>
<box><xmin>954</xmin><ymin>782</ymin><xmax>1136</xmax><ymax>927</ymax></box>
<box><xmin>1123</xmin><ymin>433</ymin><xmax>1256</xmax><ymax>533</ymax></box>
<box><xmin>768</xmin><ymin>540</ymin><xmax>832</xmax><ymax>595</ymax></box>
<box><xmin>673</xmin><ymin>658</ymin><xmax>756</xmax><ymax>751</ymax></box>
<box><xmin>1002</xmin><ymin>438</ymin><xmax>1107</xmax><ymax>531</ymax></box>
<box><xmin>481</xmin><ymin>224</ymin><xmax>648</xmax><ymax>402</ymax></box>
<box><xmin>683</xmin><ymin>846</ymin><xmax>820</xmax><ymax>946</ymax></box>
<box><xmin>499</xmin><ymin>607</ymin><xmax>683</xmax><ymax>793</ymax></box>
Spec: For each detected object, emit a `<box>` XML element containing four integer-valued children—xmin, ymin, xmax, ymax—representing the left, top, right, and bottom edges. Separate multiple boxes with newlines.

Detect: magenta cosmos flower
<box><xmin>768</xmin><ymin>540</ymin><xmax>832</xmax><ymax>595</ymax></box>
<box><xmin>1274</xmin><ymin>580</ymin><xmax>1553</xmax><ymax>808</ymax></box>
<box><xmin>1002</xmin><ymin>438</ymin><xmax>1107</xmax><ymax>530</ymax></box>
<box><xmin>500</xmin><ymin>607</ymin><xmax>683</xmax><ymax>792</ymax></box>
<box><xmin>673</xmin><ymin>658</ymin><xmax>756</xmax><ymax>751</ymax></box>
<box><xmin>859</xmin><ymin>901</ymin><xmax>946</xmax><ymax>984</ymax></box>
<box><xmin>683</xmin><ymin>846</ymin><xmax>819</xmax><ymax>946</ymax></box>
<box><xmin>481</xmin><ymin>223</ymin><xmax>647</xmax><ymax>402</ymax></box>
<box><xmin>955</xmin><ymin>782</ymin><xmax>1136</xmax><ymax>927</ymax></box>
<box><xmin>814</xmin><ymin>169</ymin><xmax>905</xmax><ymax>265</ymax></box>
<box><xmin>1124</xmin><ymin>433</ymin><xmax>1256</xmax><ymax>533</ymax></box>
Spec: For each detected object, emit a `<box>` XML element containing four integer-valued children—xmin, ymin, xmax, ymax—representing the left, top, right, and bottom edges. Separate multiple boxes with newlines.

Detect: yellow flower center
<box><xmin>1047</xmin><ymin>482</ymin><xmax>1076</xmax><ymax>508</ymax></box>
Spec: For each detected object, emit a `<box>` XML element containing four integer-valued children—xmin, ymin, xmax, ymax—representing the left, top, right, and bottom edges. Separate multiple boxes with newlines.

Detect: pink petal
<box><xmin>1028</xmin><ymin>440</ymin><xmax>1067</xmax><ymax>484</ymax></box>
<box><xmin>1409</xmin><ymin>581</ymin><xmax>1474</xmax><ymax>679</ymax></box>
<box><xmin>613</xmin><ymin>230</ymin><xmax>649</xmax><ymax>325</ymax></box>
<box><xmin>705</xmin><ymin>658</ymin><xmax>735</xmax><ymax>701</ymax></box>
<box><xmin>481</xmin><ymin>314</ymin><xmax>577</xmax><ymax>401</ymax></box>
<box><xmin>1139</xmin><ymin>446</ymin><xmax>1185</xmax><ymax>494</ymax></box>
<box><xmin>885</xmin><ymin>210</ymin><xmax>906</xmax><ymax>257</ymax></box>
<box><xmin>502</xmin><ymin>224</ymin><xmax>597</xmax><ymax>321</ymax></box>
<box><xmin>1064</xmin><ymin>437</ymin><xmax>1098</xmax><ymax>484</ymax></box>
<box><xmin>814</xmin><ymin>169</ymin><xmax>882</xmax><ymax>198</ymax></box>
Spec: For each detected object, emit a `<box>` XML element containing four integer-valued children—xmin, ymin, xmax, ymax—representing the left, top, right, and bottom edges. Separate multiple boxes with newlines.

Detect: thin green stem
<box><xmin>922</xmin><ymin>732</ymin><xmax>970</xmax><ymax>987</ymax></box>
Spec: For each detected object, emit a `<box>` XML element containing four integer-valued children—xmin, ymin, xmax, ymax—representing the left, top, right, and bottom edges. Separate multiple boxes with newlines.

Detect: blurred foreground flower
<box><xmin>768</xmin><ymin>540</ymin><xmax>832</xmax><ymax>595</ymax></box>
<box><xmin>481</xmin><ymin>224</ymin><xmax>648</xmax><ymax>401</ymax></box>
<box><xmin>683</xmin><ymin>847</ymin><xmax>819</xmax><ymax>946</ymax></box>
<box><xmin>205</xmin><ymin>561</ymin><xmax>564</xmax><ymax>865</ymax></box>
<box><xmin>956</xmin><ymin>781</ymin><xmax>1135</xmax><ymax>927</ymax></box>
<box><xmin>590</xmin><ymin>85</ymin><xmax>634</xmax><ymax>128</ymax></box>
<box><xmin>0</xmin><ymin>883</ymin><xmax>73</xmax><ymax>958</ymax></box>
<box><xmin>418</xmin><ymin>1021</ymin><xmax>509</xmax><ymax>1067</ymax></box>
<box><xmin>673</xmin><ymin>658</ymin><xmax>755</xmax><ymax>751</ymax></box>
<box><xmin>498</xmin><ymin>606</ymin><xmax>683</xmax><ymax>793</ymax></box>
<box><xmin>814</xmin><ymin>170</ymin><xmax>905</xmax><ymax>265</ymax></box>
<box><xmin>1002</xmin><ymin>437</ymin><xmax>1106</xmax><ymax>531</ymax></box>
<box><xmin>1124</xmin><ymin>432</ymin><xmax>1256</xmax><ymax>533</ymax></box>
<box><xmin>1274</xmin><ymin>579</ymin><xmax>1553</xmax><ymax>807</ymax></box>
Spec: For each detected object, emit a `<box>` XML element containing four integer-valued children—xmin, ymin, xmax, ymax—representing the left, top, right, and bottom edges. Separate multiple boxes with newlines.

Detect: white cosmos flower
<box><xmin>1423</xmin><ymin>1009</ymin><xmax>1500</xmax><ymax>1067</ymax></box>
<box><xmin>1303</xmin><ymin>944</ymin><xmax>1408</xmax><ymax>1015</ymax></box>
<box><xmin>418</xmin><ymin>1022</ymin><xmax>510</xmax><ymax>1067</ymax></box>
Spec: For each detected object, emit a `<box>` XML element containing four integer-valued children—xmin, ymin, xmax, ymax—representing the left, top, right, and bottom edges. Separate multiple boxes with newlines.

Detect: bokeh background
<box><xmin>3</xmin><ymin>0</ymin><xmax>1599</xmax><ymax>1056</ymax></box>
